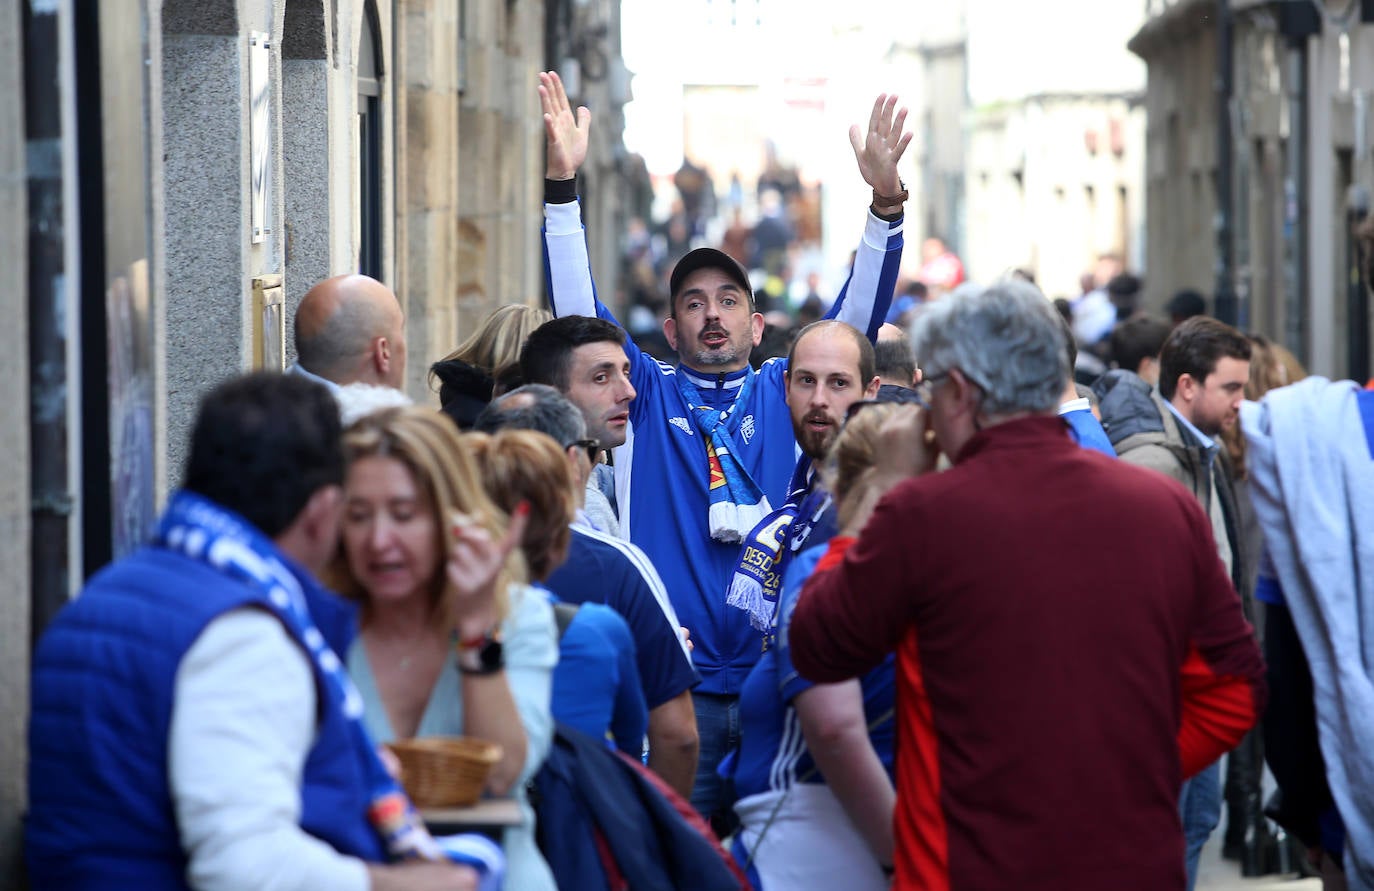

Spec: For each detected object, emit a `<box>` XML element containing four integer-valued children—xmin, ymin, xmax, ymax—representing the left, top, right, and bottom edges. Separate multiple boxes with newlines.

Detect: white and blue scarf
<box><xmin>153</xmin><ymin>491</ymin><xmax>448</xmax><ymax>863</ymax></box>
<box><xmin>675</xmin><ymin>369</ymin><xmax>772</xmax><ymax>543</ymax></box>
<box><xmin>725</xmin><ymin>458</ymin><xmax>835</xmax><ymax>632</ymax></box>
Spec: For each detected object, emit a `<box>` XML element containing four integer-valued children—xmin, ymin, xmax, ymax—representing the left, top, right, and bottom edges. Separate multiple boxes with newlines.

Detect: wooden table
<box><xmin>421</xmin><ymin>798</ymin><xmax>522</xmax><ymax>837</ymax></box>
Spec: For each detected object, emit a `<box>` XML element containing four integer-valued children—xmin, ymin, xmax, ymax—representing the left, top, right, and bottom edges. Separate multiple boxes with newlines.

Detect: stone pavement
<box><xmin>1196</xmin><ymin>835</ymin><xmax>1321</xmax><ymax>891</ymax></box>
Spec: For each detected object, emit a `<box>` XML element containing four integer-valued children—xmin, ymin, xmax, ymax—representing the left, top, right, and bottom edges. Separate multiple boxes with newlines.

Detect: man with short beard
<box><xmin>787</xmin><ymin>322</ymin><xmax>883</xmax><ymax>461</ymax></box>
<box><xmin>777</xmin><ymin>320</ymin><xmax>881</xmax><ymax>557</ymax></box>
<box><xmin>537</xmin><ymin>70</ymin><xmax>909</xmax><ymax>830</ymax></box>
<box><xmin>725</xmin><ymin>321</ymin><xmax>884</xmax><ymax>635</ymax></box>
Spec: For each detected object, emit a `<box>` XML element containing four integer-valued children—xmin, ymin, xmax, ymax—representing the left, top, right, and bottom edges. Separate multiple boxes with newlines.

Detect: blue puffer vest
<box><xmin>26</xmin><ymin>544</ymin><xmax>384</xmax><ymax>889</ymax></box>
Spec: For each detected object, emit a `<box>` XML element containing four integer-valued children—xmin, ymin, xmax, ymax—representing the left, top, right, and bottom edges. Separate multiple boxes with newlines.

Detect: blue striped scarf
<box><xmin>153</xmin><ymin>491</ymin><xmax>445</xmax><ymax>863</ymax></box>
<box><xmin>726</xmin><ymin>458</ymin><xmax>834</xmax><ymax>631</ymax></box>
<box><xmin>675</xmin><ymin>369</ymin><xmax>772</xmax><ymax>543</ymax></box>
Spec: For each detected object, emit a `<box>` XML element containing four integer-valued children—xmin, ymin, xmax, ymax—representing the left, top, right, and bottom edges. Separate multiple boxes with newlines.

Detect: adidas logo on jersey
<box><xmin>668</xmin><ymin>416</ymin><xmax>693</xmax><ymax>436</ymax></box>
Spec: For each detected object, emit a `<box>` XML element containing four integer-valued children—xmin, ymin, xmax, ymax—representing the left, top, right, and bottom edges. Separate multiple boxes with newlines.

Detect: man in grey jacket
<box><xmin>1097</xmin><ymin>316</ymin><xmax>1257</xmax><ymax>888</ymax></box>
<box><xmin>1107</xmin><ymin>317</ymin><xmax>1251</xmax><ymax>582</ymax></box>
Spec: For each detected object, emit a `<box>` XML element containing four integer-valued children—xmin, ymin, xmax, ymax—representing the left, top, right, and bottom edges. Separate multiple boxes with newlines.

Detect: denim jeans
<box><xmin>1181</xmin><ymin>761</ymin><xmax>1223</xmax><ymax>891</ymax></box>
<box><xmin>691</xmin><ymin>692</ymin><xmax>741</xmax><ymax>837</ymax></box>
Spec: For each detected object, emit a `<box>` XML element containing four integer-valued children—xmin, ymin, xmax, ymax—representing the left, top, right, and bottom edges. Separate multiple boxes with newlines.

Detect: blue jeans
<box><xmin>691</xmin><ymin>692</ymin><xmax>741</xmax><ymax>837</ymax></box>
<box><xmin>1181</xmin><ymin>761</ymin><xmax>1223</xmax><ymax>891</ymax></box>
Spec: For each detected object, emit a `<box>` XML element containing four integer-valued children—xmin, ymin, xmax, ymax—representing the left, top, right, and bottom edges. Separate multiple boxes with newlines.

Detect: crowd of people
<box><xmin>23</xmin><ymin>69</ymin><xmax>1374</xmax><ymax>891</ymax></box>
<box><xmin>614</xmin><ymin>91</ymin><xmax>964</xmax><ymax>371</ymax></box>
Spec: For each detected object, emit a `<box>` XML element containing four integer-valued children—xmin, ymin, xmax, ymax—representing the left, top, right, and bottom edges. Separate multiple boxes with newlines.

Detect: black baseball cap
<box><xmin>669</xmin><ymin>248</ymin><xmax>754</xmax><ymax>308</ymax></box>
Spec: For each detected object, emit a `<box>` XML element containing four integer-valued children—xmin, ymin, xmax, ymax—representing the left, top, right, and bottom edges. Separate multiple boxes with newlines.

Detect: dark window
<box><xmin>358</xmin><ymin>2</ymin><xmax>383</xmax><ymax>279</ymax></box>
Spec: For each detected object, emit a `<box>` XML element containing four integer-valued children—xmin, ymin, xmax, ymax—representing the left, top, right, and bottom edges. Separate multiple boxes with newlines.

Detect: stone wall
<box><xmin>161</xmin><ymin>4</ymin><xmax>252</xmax><ymax>475</ymax></box>
<box><xmin>395</xmin><ymin>0</ymin><xmax>464</xmax><ymax>401</ymax></box>
<box><xmin>281</xmin><ymin>41</ymin><xmax>334</xmax><ymax>327</ymax></box>
<box><xmin>386</xmin><ymin>0</ymin><xmax>550</xmax><ymax>404</ymax></box>
<box><xmin>0</xmin><ymin>0</ymin><xmax>30</xmax><ymax>882</ymax></box>
<box><xmin>1132</xmin><ymin>1</ymin><xmax>1374</xmax><ymax>375</ymax></box>
<box><xmin>2</xmin><ymin>3</ymin><xmax>567</xmax><ymax>884</ymax></box>
<box><xmin>966</xmin><ymin>96</ymin><xmax>1146</xmax><ymax>300</ymax></box>
<box><xmin>1135</xmin><ymin>5</ymin><xmax>1217</xmax><ymax>315</ymax></box>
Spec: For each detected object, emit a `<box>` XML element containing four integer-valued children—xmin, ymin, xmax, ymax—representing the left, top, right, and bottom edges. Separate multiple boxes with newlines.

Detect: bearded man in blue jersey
<box><xmin>537</xmin><ymin>70</ymin><xmax>910</xmax><ymax>829</ymax></box>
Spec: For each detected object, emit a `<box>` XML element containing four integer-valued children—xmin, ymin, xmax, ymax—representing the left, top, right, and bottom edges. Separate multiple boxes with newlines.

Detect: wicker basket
<box><xmin>386</xmin><ymin>736</ymin><xmax>503</xmax><ymax>808</ymax></box>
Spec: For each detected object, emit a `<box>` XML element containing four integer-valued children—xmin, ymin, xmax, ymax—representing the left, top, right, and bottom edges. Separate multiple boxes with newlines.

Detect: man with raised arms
<box><xmin>537</xmin><ymin>70</ymin><xmax>910</xmax><ymax>828</ymax></box>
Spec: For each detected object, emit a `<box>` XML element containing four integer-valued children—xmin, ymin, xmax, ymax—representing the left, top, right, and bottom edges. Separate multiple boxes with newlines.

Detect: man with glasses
<box><xmin>474</xmin><ymin>386</ymin><xmax>702</xmax><ymax>799</ymax></box>
<box><xmin>788</xmin><ymin>280</ymin><xmax>1265</xmax><ymax>891</ymax></box>
<box><xmin>912</xmin><ymin>371</ymin><xmax>945</xmax><ymax>406</ymax></box>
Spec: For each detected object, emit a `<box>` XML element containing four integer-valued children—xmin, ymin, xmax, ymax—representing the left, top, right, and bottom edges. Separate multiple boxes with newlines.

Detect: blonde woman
<box><xmin>332</xmin><ymin>406</ymin><xmax>559</xmax><ymax>891</ymax></box>
<box><xmin>430</xmin><ymin>304</ymin><xmax>553</xmax><ymax>428</ymax></box>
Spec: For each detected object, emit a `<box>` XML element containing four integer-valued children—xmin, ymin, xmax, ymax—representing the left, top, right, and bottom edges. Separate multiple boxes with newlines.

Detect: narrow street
<box><xmin>5</xmin><ymin>1</ymin><xmax>1372</xmax><ymax>888</ymax></box>
<box><xmin>1198</xmin><ymin>837</ymin><xmax>1320</xmax><ymax>891</ymax></box>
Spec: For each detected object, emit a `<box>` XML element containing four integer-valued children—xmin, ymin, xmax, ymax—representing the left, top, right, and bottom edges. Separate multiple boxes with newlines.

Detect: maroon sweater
<box><xmin>790</xmin><ymin>416</ymin><xmax>1266</xmax><ymax>891</ymax></box>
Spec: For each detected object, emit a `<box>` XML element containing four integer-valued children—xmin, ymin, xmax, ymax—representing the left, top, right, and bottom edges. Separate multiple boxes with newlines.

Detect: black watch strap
<box><xmin>544</xmin><ymin>176</ymin><xmax>578</xmax><ymax>204</ymax></box>
<box><xmin>456</xmin><ymin>637</ymin><xmax>504</xmax><ymax>675</ymax></box>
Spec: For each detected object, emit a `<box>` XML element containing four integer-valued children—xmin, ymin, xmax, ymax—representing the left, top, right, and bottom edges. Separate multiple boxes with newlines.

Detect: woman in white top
<box><xmin>330</xmin><ymin>406</ymin><xmax>559</xmax><ymax>891</ymax></box>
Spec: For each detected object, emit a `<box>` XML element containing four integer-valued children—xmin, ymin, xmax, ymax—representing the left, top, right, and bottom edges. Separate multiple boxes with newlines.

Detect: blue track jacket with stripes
<box><xmin>543</xmin><ymin>199</ymin><xmax>903</xmax><ymax>694</ymax></box>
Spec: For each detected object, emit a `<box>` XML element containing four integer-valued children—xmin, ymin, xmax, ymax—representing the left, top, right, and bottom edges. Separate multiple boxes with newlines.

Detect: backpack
<box><xmin>531</xmin><ymin>723</ymin><xmax>752</xmax><ymax>891</ymax></box>
<box><xmin>552</xmin><ymin>601</ymin><xmax>580</xmax><ymax>638</ymax></box>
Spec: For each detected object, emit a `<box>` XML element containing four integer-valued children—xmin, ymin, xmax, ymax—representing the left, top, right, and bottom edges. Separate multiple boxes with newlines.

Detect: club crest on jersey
<box><xmin>740</xmin><ymin>414</ymin><xmax>756</xmax><ymax>445</ymax></box>
<box><xmin>669</xmin><ymin>416</ymin><xmax>693</xmax><ymax>436</ymax></box>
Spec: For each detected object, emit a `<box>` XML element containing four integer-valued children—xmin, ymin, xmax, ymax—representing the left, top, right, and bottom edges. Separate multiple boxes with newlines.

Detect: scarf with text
<box><xmin>675</xmin><ymin>368</ymin><xmax>772</xmax><ymax>542</ymax></box>
<box><xmin>725</xmin><ymin>458</ymin><xmax>835</xmax><ymax>631</ymax></box>
<box><xmin>153</xmin><ymin>490</ymin><xmax>444</xmax><ymax>863</ymax></box>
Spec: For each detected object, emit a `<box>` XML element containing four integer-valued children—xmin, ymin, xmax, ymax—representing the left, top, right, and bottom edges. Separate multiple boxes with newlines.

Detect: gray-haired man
<box><xmin>789</xmin><ymin>280</ymin><xmax>1265</xmax><ymax>891</ymax></box>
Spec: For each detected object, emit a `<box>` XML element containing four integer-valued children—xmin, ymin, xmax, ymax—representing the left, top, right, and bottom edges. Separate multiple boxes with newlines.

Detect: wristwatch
<box><xmin>455</xmin><ymin>631</ymin><xmax>504</xmax><ymax>676</ymax></box>
<box><xmin>872</xmin><ymin>186</ymin><xmax>908</xmax><ymax>206</ymax></box>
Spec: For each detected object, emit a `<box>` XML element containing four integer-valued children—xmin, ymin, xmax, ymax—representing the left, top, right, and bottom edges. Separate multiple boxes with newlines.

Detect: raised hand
<box><xmin>848</xmin><ymin>93</ymin><xmax>912</xmax><ymax>198</ymax></box>
<box><xmin>444</xmin><ymin>503</ymin><xmax>529</xmax><ymax>638</ymax></box>
<box><xmin>538</xmin><ymin>70</ymin><xmax>590</xmax><ymax>181</ymax></box>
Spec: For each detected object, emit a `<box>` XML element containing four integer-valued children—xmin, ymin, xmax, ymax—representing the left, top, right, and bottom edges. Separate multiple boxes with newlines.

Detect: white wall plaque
<box><xmin>249</xmin><ymin>31</ymin><xmax>271</xmax><ymax>244</ymax></box>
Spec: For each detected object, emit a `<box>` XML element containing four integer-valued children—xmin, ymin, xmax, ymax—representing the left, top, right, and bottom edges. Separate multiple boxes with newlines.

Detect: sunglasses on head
<box><xmin>844</xmin><ymin>389</ymin><xmax>929</xmax><ymax>422</ymax></box>
<box><xmin>565</xmin><ymin>438</ymin><xmax>603</xmax><ymax>465</ymax></box>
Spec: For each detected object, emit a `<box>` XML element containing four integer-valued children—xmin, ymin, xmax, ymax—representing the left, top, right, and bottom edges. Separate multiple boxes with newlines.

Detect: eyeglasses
<box><xmin>843</xmin><ymin>396</ymin><xmax>913</xmax><ymax>424</ymax></box>
<box><xmin>913</xmin><ymin>370</ymin><xmax>951</xmax><ymax>407</ymax></box>
<box><xmin>565</xmin><ymin>438</ymin><xmax>603</xmax><ymax>465</ymax></box>
<box><xmin>843</xmin><ymin>390</ymin><xmax>929</xmax><ymax>424</ymax></box>
<box><xmin>844</xmin><ymin>399</ymin><xmax>883</xmax><ymax>422</ymax></box>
